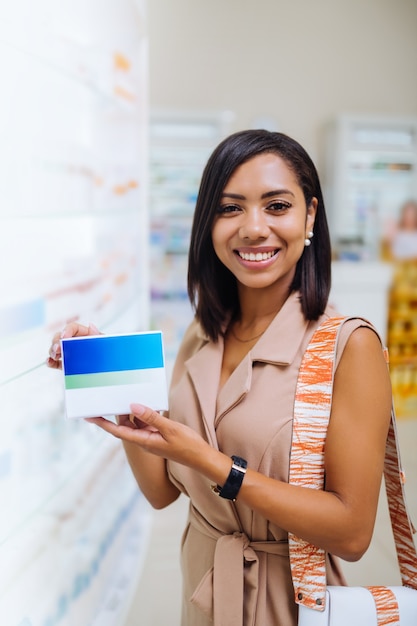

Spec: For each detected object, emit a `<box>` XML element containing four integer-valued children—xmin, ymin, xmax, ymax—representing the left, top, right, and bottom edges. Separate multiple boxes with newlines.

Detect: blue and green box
<box><xmin>61</xmin><ymin>331</ymin><xmax>168</xmax><ymax>418</ymax></box>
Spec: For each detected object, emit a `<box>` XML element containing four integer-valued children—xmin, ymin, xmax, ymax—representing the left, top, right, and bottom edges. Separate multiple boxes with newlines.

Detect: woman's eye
<box><xmin>268</xmin><ymin>201</ymin><xmax>291</xmax><ymax>212</ymax></box>
<box><xmin>217</xmin><ymin>204</ymin><xmax>241</xmax><ymax>214</ymax></box>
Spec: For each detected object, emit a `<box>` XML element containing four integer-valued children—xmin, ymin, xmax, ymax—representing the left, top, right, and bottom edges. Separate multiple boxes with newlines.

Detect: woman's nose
<box><xmin>239</xmin><ymin>209</ymin><xmax>270</xmax><ymax>239</ymax></box>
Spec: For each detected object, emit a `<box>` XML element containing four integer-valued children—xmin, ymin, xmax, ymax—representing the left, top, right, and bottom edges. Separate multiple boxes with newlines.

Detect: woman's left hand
<box><xmin>86</xmin><ymin>403</ymin><xmax>208</xmax><ymax>469</ymax></box>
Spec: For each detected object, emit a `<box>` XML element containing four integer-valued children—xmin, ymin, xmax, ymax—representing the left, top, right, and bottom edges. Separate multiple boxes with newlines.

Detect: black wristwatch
<box><xmin>211</xmin><ymin>455</ymin><xmax>248</xmax><ymax>501</ymax></box>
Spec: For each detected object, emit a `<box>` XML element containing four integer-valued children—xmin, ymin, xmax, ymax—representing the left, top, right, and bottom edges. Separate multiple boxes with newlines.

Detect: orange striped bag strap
<box><xmin>288</xmin><ymin>316</ymin><xmax>344</xmax><ymax>609</ymax></box>
<box><xmin>289</xmin><ymin>316</ymin><xmax>417</xmax><ymax>613</ymax></box>
<box><xmin>384</xmin><ymin>406</ymin><xmax>417</xmax><ymax>589</ymax></box>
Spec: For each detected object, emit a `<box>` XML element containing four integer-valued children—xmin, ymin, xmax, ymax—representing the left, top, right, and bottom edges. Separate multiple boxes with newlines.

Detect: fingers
<box><xmin>85</xmin><ymin>417</ymin><xmax>124</xmax><ymax>438</ymax></box>
<box><xmin>85</xmin><ymin>416</ymin><xmax>148</xmax><ymax>443</ymax></box>
<box><xmin>61</xmin><ymin>322</ymin><xmax>98</xmax><ymax>339</ymax></box>
<box><xmin>86</xmin><ymin>405</ymin><xmax>201</xmax><ymax>466</ymax></box>
<box><xmin>130</xmin><ymin>403</ymin><xmax>165</xmax><ymax>431</ymax></box>
<box><xmin>47</xmin><ymin>322</ymin><xmax>102</xmax><ymax>369</ymax></box>
<box><xmin>48</xmin><ymin>339</ymin><xmax>62</xmax><ymax>363</ymax></box>
<box><xmin>46</xmin><ymin>355</ymin><xmax>62</xmax><ymax>370</ymax></box>
<box><xmin>47</xmin><ymin>341</ymin><xmax>63</xmax><ymax>368</ymax></box>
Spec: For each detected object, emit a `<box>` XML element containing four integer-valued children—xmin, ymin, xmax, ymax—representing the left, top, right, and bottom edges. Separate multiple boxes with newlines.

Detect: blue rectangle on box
<box><xmin>62</xmin><ymin>333</ymin><xmax>164</xmax><ymax>375</ymax></box>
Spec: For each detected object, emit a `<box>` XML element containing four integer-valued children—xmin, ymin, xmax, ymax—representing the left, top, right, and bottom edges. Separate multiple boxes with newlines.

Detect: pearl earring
<box><xmin>304</xmin><ymin>231</ymin><xmax>314</xmax><ymax>246</ymax></box>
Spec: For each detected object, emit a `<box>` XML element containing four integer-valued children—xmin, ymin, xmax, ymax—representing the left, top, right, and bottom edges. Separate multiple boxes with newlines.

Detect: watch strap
<box><xmin>211</xmin><ymin>455</ymin><xmax>247</xmax><ymax>501</ymax></box>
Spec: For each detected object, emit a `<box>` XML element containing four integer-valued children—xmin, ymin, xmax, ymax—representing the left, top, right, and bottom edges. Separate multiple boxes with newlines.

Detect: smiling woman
<box><xmin>48</xmin><ymin>129</ymin><xmax>395</xmax><ymax>626</ymax></box>
<box><xmin>212</xmin><ymin>153</ymin><xmax>317</xmax><ymax>309</ymax></box>
<box><xmin>188</xmin><ymin>130</ymin><xmax>331</xmax><ymax>342</ymax></box>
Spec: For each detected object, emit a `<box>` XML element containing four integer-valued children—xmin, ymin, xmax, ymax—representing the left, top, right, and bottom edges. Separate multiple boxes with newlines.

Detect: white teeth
<box><xmin>238</xmin><ymin>250</ymin><xmax>276</xmax><ymax>261</ymax></box>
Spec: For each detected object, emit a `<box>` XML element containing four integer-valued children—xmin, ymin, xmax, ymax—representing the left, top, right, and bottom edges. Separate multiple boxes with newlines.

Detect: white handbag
<box><xmin>290</xmin><ymin>317</ymin><xmax>417</xmax><ymax>626</ymax></box>
<box><xmin>298</xmin><ymin>586</ymin><xmax>417</xmax><ymax>626</ymax></box>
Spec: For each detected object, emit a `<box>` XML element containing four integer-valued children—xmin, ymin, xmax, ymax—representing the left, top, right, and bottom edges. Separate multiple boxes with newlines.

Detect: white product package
<box><xmin>61</xmin><ymin>331</ymin><xmax>168</xmax><ymax>419</ymax></box>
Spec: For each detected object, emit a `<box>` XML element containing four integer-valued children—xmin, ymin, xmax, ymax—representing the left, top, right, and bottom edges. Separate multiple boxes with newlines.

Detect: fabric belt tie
<box><xmin>189</xmin><ymin>508</ymin><xmax>289</xmax><ymax>626</ymax></box>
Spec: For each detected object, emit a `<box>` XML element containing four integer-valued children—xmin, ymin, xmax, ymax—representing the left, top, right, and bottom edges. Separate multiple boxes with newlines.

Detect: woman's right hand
<box><xmin>46</xmin><ymin>322</ymin><xmax>101</xmax><ymax>370</ymax></box>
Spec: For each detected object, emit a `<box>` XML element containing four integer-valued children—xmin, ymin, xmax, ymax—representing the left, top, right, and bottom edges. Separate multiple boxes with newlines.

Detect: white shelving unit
<box><xmin>324</xmin><ymin>114</ymin><xmax>417</xmax><ymax>260</ymax></box>
<box><xmin>149</xmin><ymin>110</ymin><xmax>234</xmax><ymax>376</ymax></box>
<box><xmin>0</xmin><ymin>2</ymin><xmax>151</xmax><ymax>624</ymax></box>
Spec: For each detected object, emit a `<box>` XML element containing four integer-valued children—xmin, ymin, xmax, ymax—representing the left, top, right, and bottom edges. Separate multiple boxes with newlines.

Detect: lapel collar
<box><xmin>250</xmin><ymin>291</ymin><xmax>309</xmax><ymax>365</ymax></box>
<box><xmin>215</xmin><ymin>356</ymin><xmax>253</xmax><ymax>426</ymax></box>
<box><xmin>216</xmin><ymin>292</ymin><xmax>308</xmax><ymax>421</ymax></box>
<box><xmin>185</xmin><ymin>336</ymin><xmax>223</xmax><ymax>449</ymax></box>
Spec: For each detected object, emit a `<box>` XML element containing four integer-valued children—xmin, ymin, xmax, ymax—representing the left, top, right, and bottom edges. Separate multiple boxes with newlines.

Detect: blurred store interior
<box><xmin>0</xmin><ymin>0</ymin><xmax>416</xmax><ymax>624</ymax></box>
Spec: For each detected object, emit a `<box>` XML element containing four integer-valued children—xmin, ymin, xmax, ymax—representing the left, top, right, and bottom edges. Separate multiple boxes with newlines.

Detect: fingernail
<box><xmin>50</xmin><ymin>343</ymin><xmax>59</xmax><ymax>358</ymax></box>
<box><xmin>60</xmin><ymin>329</ymin><xmax>66</xmax><ymax>338</ymax></box>
<box><xmin>88</xmin><ymin>322</ymin><xmax>100</xmax><ymax>334</ymax></box>
<box><xmin>130</xmin><ymin>403</ymin><xmax>145</xmax><ymax>416</ymax></box>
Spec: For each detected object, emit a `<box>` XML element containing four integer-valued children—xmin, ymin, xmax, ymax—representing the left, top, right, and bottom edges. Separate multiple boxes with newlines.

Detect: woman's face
<box><xmin>211</xmin><ymin>152</ymin><xmax>317</xmax><ymax>293</ymax></box>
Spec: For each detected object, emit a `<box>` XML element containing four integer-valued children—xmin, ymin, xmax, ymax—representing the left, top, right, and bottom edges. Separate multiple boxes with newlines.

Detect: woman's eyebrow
<box><xmin>220</xmin><ymin>192</ymin><xmax>246</xmax><ymax>200</ymax></box>
<box><xmin>261</xmin><ymin>189</ymin><xmax>295</xmax><ymax>199</ymax></box>
<box><xmin>221</xmin><ymin>189</ymin><xmax>295</xmax><ymax>200</ymax></box>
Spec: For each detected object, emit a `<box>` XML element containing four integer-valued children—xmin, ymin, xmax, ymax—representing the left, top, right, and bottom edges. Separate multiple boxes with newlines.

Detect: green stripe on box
<box><xmin>65</xmin><ymin>369</ymin><xmax>152</xmax><ymax>390</ymax></box>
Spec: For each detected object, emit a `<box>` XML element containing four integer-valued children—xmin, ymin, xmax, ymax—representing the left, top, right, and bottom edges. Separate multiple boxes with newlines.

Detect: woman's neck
<box><xmin>235</xmin><ymin>286</ymin><xmax>290</xmax><ymax>329</ymax></box>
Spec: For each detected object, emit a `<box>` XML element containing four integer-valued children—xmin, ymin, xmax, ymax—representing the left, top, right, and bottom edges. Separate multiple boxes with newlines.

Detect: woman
<box><xmin>390</xmin><ymin>199</ymin><xmax>417</xmax><ymax>260</ymax></box>
<box><xmin>48</xmin><ymin>130</ymin><xmax>392</xmax><ymax>625</ymax></box>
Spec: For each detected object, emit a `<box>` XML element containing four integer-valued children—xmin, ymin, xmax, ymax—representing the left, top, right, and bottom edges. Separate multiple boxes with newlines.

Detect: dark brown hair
<box><xmin>187</xmin><ymin>129</ymin><xmax>331</xmax><ymax>341</ymax></box>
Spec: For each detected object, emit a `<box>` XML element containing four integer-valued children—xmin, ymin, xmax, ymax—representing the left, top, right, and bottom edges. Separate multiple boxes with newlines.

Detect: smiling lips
<box><xmin>236</xmin><ymin>248</ymin><xmax>279</xmax><ymax>262</ymax></box>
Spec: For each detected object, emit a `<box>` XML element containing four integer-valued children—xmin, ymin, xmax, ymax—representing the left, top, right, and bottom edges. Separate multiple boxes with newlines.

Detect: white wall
<box><xmin>147</xmin><ymin>0</ymin><xmax>417</xmax><ymax>165</ymax></box>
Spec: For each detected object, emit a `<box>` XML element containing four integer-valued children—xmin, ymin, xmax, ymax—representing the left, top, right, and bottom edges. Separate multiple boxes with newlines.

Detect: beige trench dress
<box><xmin>167</xmin><ymin>292</ymin><xmax>371</xmax><ymax>626</ymax></box>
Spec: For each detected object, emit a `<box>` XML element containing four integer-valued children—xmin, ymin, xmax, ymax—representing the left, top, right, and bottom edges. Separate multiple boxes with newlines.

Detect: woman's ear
<box><xmin>307</xmin><ymin>197</ymin><xmax>318</xmax><ymax>232</ymax></box>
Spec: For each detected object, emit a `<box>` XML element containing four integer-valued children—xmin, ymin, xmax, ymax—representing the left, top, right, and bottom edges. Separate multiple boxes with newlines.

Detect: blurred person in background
<box><xmin>386</xmin><ymin>199</ymin><xmax>417</xmax><ymax>260</ymax></box>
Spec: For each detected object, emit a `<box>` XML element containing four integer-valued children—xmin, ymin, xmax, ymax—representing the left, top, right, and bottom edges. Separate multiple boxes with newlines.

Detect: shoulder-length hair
<box><xmin>187</xmin><ymin>129</ymin><xmax>332</xmax><ymax>341</ymax></box>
